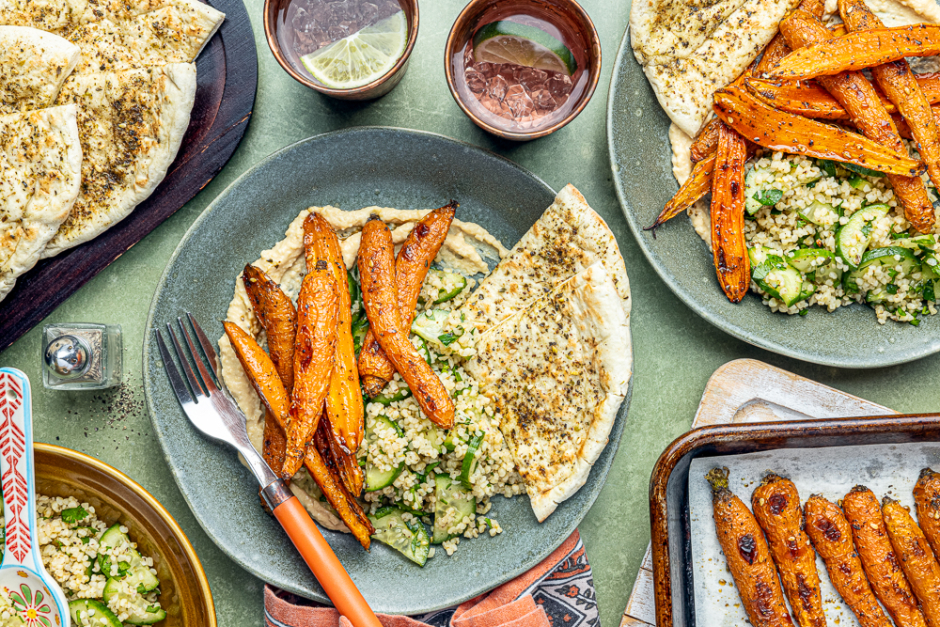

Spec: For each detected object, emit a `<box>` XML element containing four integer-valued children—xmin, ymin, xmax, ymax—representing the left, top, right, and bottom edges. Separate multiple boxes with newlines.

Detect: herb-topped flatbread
<box><xmin>0</xmin><ymin>104</ymin><xmax>82</xmax><ymax>301</ymax></box>
<box><xmin>0</xmin><ymin>26</ymin><xmax>80</xmax><ymax>113</ymax></box>
<box><xmin>42</xmin><ymin>63</ymin><xmax>196</xmax><ymax>256</ymax></box>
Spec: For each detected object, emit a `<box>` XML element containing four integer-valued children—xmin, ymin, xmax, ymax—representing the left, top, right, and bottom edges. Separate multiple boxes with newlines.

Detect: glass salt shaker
<box><xmin>41</xmin><ymin>323</ymin><xmax>122</xmax><ymax>390</ymax></box>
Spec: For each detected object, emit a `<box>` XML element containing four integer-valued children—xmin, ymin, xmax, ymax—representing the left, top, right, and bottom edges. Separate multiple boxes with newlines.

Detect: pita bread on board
<box><xmin>0</xmin><ymin>105</ymin><xmax>82</xmax><ymax>301</ymax></box>
<box><xmin>41</xmin><ymin>63</ymin><xmax>196</xmax><ymax>256</ymax></box>
<box><xmin>466</xmin><ymin>262</ymin><xmax>631</xmax><ymax>522</ymax></box>
<box><xmin>631</xmin><ymin>0</ymin><xmax>800</xmax><ymax>137</ymax></box>
<box><xmin>0</xmin><ymin>26</ymin><xmax>80</xmax><ymax>114</ymax></box>
<box><xmin>453</xmin><ymin>184</ymin><xmax>631</xmax><ymax>338</ymax></box>
<box><xmin>0</xmin><ymin>0</ymin><xmax>223</xmax><ymax>36</ymax></box>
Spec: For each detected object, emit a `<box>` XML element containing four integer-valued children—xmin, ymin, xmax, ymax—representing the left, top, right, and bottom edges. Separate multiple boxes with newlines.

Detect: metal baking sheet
<box><xmin>688</xmin><ymin>443</ymin><xmax>940</xmax><ymax>626</ymax></box>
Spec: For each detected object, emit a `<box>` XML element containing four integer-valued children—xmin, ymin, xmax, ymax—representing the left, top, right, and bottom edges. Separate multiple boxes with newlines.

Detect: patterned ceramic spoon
<box><xmin>0</xmin><ymin>368</ymin><xmax>69</xmax><ymax>627</ymax></box>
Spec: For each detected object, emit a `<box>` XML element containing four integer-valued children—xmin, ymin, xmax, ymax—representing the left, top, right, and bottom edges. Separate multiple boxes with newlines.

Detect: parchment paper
<box><xmin>689</xmin><ymin>443</ymin><xmax>940</xmax><ymax>627</ymax></box>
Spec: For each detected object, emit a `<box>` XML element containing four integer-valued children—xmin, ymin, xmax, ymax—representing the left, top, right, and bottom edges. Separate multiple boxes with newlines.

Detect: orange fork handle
<box><xmin>272</xmin><ymin>495</ymin><xmax>382</xmax><ymax>627</ymax></box>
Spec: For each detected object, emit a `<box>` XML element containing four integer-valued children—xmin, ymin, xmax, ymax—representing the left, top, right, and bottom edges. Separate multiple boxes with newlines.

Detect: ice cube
<box><xmin>531</xmin><ymin>89</ymin><xmax>556</xmax><ymax>111</ymax></box>
<box><xmin>465</xmin><ymin>69</ymin><xmax>486</xmax><ymax>94</ymax></box>
<box><xmin>487</xmin><ymin>75</ymin><xmax>509</xmax><ymax>102</ymax></box>
<box><xmin>359</xmin><ymin>2</ymin><xmax>378</xmax><ymax>21</ymax></box>
<box><xmin>546</xmin><ymin>73</ymin><xmax>573</xmax><ymax>98</ymax></box>
<box><xmin>504</xmin><ymin>84</ymin><xmax>534</xmax><ymax>118</ymax></box>
<box><xmin>518</xmin><ymin>68</ymin><xmax>547</xmax><ymax>91</ymax></box>
<box><xmin>475</xmin><ymin>62</ymin><xmax>496</xmax><ymax>79</ymax></box>
<box><xmin>328</xmin><ymin>23</ymin><xmax>350</xmax><ymax>40</ymax></box>
<box><xmin>497</xmin><ymin>64</ymin><xmax>516</xmax><ymax>81</ymax></box>
<box><xmin>478</xmin><ymin>94</ymin><xmax>503</xmax><ymax>116</ymax></box>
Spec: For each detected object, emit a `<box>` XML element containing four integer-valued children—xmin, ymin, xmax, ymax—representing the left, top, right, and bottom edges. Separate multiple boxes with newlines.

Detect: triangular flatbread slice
<box><xmin>453</xmin><ymin>184</ymin><xmax>631</xmax><ymax>338</ymax></box>
<box><xmin>0</xmin><ymin>26</ymin><xmax>80</xmax><ymax>113</ymax></box>
<box><xmin>0</xmin><ymin>0</ymin><xmax>223</xmax><ymax>36</ymax></box>
<box><xmin>68</xmin><ymin>0</ymin><xmax>224</xmax><ymax>72</ymax></box>
<box><xmin>41</xmin><ymin>63</ymin><xmax>196</xmax><ymax>256</ymax></box>
<box><xmin>466</xmin><ymin>262</ymin><xmax>632</xmax><ymax>522</ymax></box>
<box><xmin>0</xmin><ymin>104</ymin><xmax>82</xmax><ymax>301</ymax></box>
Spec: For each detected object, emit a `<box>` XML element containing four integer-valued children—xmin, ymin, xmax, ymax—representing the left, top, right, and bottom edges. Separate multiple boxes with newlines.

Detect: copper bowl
<box><xmin>34</xmin><ymin>444</ymin><xmax>215</xmax><ymax>627</ymax></box>
<box><xmin>444</xmin><ymin>0</ymin><xmax>601</xmax><ymax>141</ymax></box>
<box><xmin>263</xmin><ymin>0</ymin><xmax>419</xmax><ymax>100</ymax></box>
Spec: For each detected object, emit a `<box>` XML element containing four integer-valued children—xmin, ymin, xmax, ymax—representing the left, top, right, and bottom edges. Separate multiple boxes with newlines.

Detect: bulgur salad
<box><xmin>738</xmin><ymin>151</ymin><xmax>940</xmax><ymax>324</ymax></box>
<box><xmin>0</xmin><ymin>496</ymin><xmax>165</xmax><ymax>627</ymax></box>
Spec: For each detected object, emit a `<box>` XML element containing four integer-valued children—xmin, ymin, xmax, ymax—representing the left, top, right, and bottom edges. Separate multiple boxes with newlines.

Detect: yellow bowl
<box><xmin>33</xmin><ymin>444</ymin><xmax>214</xmax><ymax>627</ymax></box>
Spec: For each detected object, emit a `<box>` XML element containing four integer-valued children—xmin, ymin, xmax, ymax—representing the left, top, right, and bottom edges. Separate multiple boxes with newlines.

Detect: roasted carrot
<box><xmin>841</xmin><ymin>0</ymin><xmax>940</xmax><ymax>195</ymax></box>
<box><xmin>303</xmin><ymin>213</ymin><xmax>365</xmax><ymax>462</ymax></box>
<box><xmin>914</xmin><ymin>469</ymin><xmax>940</xmax><ymax>561</ymax></box>
<box><xmin>883</xmin><ymin>497</ymin><xmax>940</xmax><ymax>627</ymax></box>
<box><xmin>223</xmin><ymin>322</ymin><xmax>373</xmax><ymax>547</ymax></box>
<box><xmin>770</xmin><ymin>25</ymin><xmax>940</xmax><ymax>80</ymax></box>
<box><xmin>318</xmin><ymin>410</ymin><xmax>364</xmax><ymax>497</ymax></box>
<box><xmin>756</xmin><ymin>34</ymin><xmax>792</xmax><ymax>79</ymax></box>
<box><xmin>690</xmin><ymin>120</ymin><xmax>720</xmax><ymax>164</ymax></box>
<box><xmin>751</xmin><ymin>474</ymin><xmax>826</xmax><ymax>627</ymax></box>
<box><xmin>357</xmin><ymin>202</ymin><xmax>457</xmax><ymax>397</ymax></box>
<box><xmin>706</xmin><ymin>468</ymin><xmax>795</xmax><ymax>627</ymax></box>
<box><xmin>713</xmin><ymin>85</ymin><xmax>924</xmax><ymax>177</ymax></box>
<box><xmin>780</xmin><ymin>9</ymin><xmax>935</xmax><ymax>233</ymax></box>
<box><xmin>242</xmin><ymin>265</ymin><xmax>296</xmax><ymax>480</ymax></box>
<box><xmin>284</xmin><ymin>261</ymin><xmax>338</xmax><ymax>478</ymax></box>
<box><xmin>895</xmin><ymin>108</ymin><xmax>940</xmax><ymax>142</ymax></box>
<box><xmin>358</xmin><ymin>216</ymin><xmax>456</xmax><ymax>428</ymax></box>
<box><xmin>648</xmin><ymin>154</ymin><xmax>715</xmax><ymax>230</ymax></box>
<box><xmin>843</xmin><ymin>487</ymin><xmax>928</xmax><ymax>627</ymax></box>
<box><xmin>804</xmin><ymin>495</ymin><xmax>890</xmax><ymax>627</ymax></box>
<box><xmin>710</xmin><ymin>123</ymin><xmax>750</xmax><ymax>304</ymax></box>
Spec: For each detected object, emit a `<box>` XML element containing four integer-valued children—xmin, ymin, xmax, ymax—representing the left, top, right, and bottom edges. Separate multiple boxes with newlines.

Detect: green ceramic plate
<box><xmin>143</xmin><ymin>127</ymin><xmax>632</xmax><ymax>614</ymax></box>
<box><xmin>607</xmin><ymin>29</ymin><xmax>940</xmax><ymax>368</ymax></box>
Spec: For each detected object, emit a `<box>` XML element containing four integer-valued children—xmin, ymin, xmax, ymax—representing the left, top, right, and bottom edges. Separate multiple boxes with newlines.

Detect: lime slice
<box><xmin>472</xmin><ymin>21</ymin><xmax>577</xmax><ymax>76</ymax></box>
<box><xmin>300</xmin><ymin>11</ymin><xmax>408</xmax><ymax>89</ymax></box>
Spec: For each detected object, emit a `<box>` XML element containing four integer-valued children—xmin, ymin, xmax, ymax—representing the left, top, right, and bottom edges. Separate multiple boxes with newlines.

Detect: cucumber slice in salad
<box><xmin>69</xmin><ymin>599</ymin><xmax>122</xmax><ymax>627</ymax></box>
<box><xmin>428</xmin><ymin>269</ymin><xmax>468</xmax><ymax>304</ymax></box>
<box><xmin>894</xmin><ymin>234</ymin><xmax>936</xmax><ymax>253</ymax></box>
<box><xmin>97</xmin><ymin>524</ymin><xmax>141</xmax><ymax>579</ymax></box>
<box><xmin>752</xmin><ymin>255</ymin><xmax>815</xmax><ymax>307</ymax></box>
<box><xmin>432</xmin><ymin>474</ymin><xmax>477</xmax><ymax>544</ymax></box>
<box><xmin>798</xmin><ymin>201</ymin><xmax>841</xmax><ymax>225</ymax></box>
<box><xmin>836</xmin><ymin>204</ymin><xmax>890</xmax><ymax>268</ymax></box>
<box><xmin>102</xmin><ymin>579</ymin><xmax>166</xmax><ymax>625</ymax></box>
<box><xmin>844</xmin><ymin>246</ymin><xmax>919</xmax><ymax>295</ymax></box>
<box><xmin>364</xmin><ymin>415</ymin><xmax>405</xmax><ymax>491</ymax></box>
<box><xmin>370</xmin><ymin>507</ymin><xmax>431</xmax><ymax>566</ymax></box>
<box><xmin>371</xmin><ymin>388</ymin><xmax>412</xmax><ymax>406</ymax></box>
<box><xmin>460</xmin><ymin>433</ymin><xmax>485</xmax><ymax>489</ymax></box>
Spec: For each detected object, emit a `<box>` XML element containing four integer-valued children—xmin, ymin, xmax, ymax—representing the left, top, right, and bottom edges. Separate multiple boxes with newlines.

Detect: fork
<box><xmin>154</xmin><ymin>313</ymin><xmax>381</xmax><ymax>627</ymax></box>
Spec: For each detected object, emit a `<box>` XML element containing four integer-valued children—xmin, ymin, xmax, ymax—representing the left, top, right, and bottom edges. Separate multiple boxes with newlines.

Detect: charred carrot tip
<box><xmin>760</xmin><ymin>472</ymin><xmax>786</xmax><ymax>485</ymax></box>
<box><xmin>850</xmin><ymin>485</ymin><xmax>870</xmax><ymax>493</ymax></box>
<box><xmin>706</xmin><ymin>467</ymin><xmax>730</xmax><ymax>492</ymax></box>
<box><xmin>920</xmin><ymin>468</ymin><xmax>938</xmax><ymax>479</ymax></box>
<box><xmin>882</xmin><ymin>496</ymin><xmax>898</xmax><ymax>506</ymax></box>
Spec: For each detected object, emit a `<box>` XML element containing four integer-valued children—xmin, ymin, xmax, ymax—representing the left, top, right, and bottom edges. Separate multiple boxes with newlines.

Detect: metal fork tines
<box><xmin>154</xmin><ymin>314</ymin><xmax>277</xmax><ymax>487</ymax></box>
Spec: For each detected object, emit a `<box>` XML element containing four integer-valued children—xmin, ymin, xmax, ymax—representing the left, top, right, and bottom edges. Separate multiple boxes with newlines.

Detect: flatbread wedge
<box><xmin>0</xmin><ymin>26</ymin><xmax>80</xmax><ymax>114</ymax></box>
<box><xmin>0</xmin><ymin>0</ymin><xmax>223</xmax><ymax>36</ymax></box>
<box><xmin>42</xmin><ymin>62</ymin><xmax>196</xmax><ymax>257</ymax></box>
<box><xmin>0</xmin><ymin>104</ymin><xmax>82</xmax><ymax>301</ymax></box>
<box><xmin>68</xmin><ymin>0</ymin><xmax>225</xmax><ymax>73</ymax></box>
<box><xmin>466</xmin><ymin>262</ymin><xmax>631</xmax><ymax>522</ymax></box>
<box><xmin>453</xmin><ymin>184</ymin><xmax>631</xmax><ymax>338</ymax></box>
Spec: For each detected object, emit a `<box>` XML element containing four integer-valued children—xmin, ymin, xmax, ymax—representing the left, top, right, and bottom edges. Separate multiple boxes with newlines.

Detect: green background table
<box><xmin>2</xmin><ymin>2</ymin><xmax>938</xmax><ymax>625</ymax></box>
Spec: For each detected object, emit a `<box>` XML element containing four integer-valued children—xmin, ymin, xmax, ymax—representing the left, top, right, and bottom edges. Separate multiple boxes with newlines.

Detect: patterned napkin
<box><xmin>264</xmin><ymin>531</ymin><xmax>597</xmax><ymax>627</ymax></box>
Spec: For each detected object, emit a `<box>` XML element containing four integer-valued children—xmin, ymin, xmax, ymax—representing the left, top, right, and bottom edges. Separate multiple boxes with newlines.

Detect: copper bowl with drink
<box><xmin>445</xmin><ymin>0</ymin><xmax>601</xmax><ymax>141</ymax></box>
<box><xmin>264</xmin><ymin>0</ymin><xmax>419</xmax><ymax>100</ymax></box>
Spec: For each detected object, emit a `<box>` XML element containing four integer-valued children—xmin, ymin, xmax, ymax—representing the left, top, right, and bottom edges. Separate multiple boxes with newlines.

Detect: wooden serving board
<box><xmin>0</xmin><ymin>0</ymin><xmax>257</xmax><ymax>352</ymax></box>
<box><xmin>620</xmin><ymin>358</ymin><xmax>895</xmax><ymax>627</ymax></box>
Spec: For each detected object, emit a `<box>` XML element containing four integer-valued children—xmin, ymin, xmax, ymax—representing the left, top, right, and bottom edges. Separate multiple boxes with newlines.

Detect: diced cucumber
<box><xmin>102</xmin><ymin>579</ymin><xmax>166</xmax><ymax>625</ymax></box>
<box><xmin>411</xmin><ymin>310</ymin><xmax>450</xmax><ymax>344</ymax></box>
<box><xmin>844</xmin><ymin>246</ymin><xmax>919</xmax><ymax>295</ymax></box>
<box><xmin>848</xmin><ymin>174</ymin><xmax>867</xmax><ymax>189</ymax></box>
<box><xmin>744</xmin><ymin>168</ymin><xmax>764</xmax><ymax>215</ymax></box>
<box><xmin>835</xmin><ymin>204</ymin><xmax>891</xmax><ymax>268</ymax></box>
<box><xmin>432</xmin><ymin>474</ymin><xmax>476</xmax><ymax>544</ymax></box>
<box><xmin>348</xmin><ymin>270</ymin><xmax>362</xmax><ymax>319</ymax></box>
<box><xmin>443</xmin><ymin>430</ymin><xmax>459</xmax><ymax>452</ymax></box>
<box><xmin>371</xmin><ymin>388</ymin><xmax>412</xmax><ymax>406</ymax></box>
<box><xmin>364</xmin><ymin>415</ymin><xmax>405</xmax><ymax>491</ymax></box>
<box><xmin>894</xmin><ymin>234</ymin><xmax>937</xmax><ymax>252</ymax></box>
<box><xmin>69</xmin><ymin>599</ymin><xmax>122</xmax><ymax>627</ymax></box>
<box><xmin>786</xmin><ymin>248</ymin><xmax>833</xmax><ymax>274</ymax></box>
<box><xmin>370</xmin><ymin>507</ymin><xmax>431</xmax><ymax>566</ymax></box>
<box><xmin>429</xmin><ymin>269</ymin><xmax>468</xmax><ymax>304</ymax></box>
<box><xmin>351</xmin><ymin>316</ymin><xmax>369</xmax><ymax>357</ymax></box>
<box><xmin>747</xmin><ymin>246</ymin><xmax>776</xmax><ymax>267</ymax></box>
<box><xmin>460</xmin><ymin>433</ymin><xmax>484</xmax><ymax>489</ymax></box>
<box><xmin>752</xmin><ymin>256</ymin><xmax>815</xmax><ymax>307</ymax></box>
<box><xmin>97</xmin><ymin>524</ymin><xmax>141</xmax><ymax>579</ymax></box>
<box><xmin>798</xmin><ymin>201</ymin><xmax>840</xmax><ymax>225</ymax></box>
<box><xmin>922</xmin><ymin>252</ymin><xmax>940</xmax><ymax>280</ymax></box>
<box><xmin>125</xmin><ymin>565</ymin><xmax>160</xmax><ymax>593</ymax></box>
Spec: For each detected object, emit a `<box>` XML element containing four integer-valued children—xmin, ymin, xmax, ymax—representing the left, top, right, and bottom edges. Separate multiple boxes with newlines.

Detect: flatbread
<box><xmin>631</xmin><ymin>0</ymin><xmax>800</xmax><ymax>136</ymax></box>
<box><xmin>0</xmin><ymin>26</ymin><xmax>80</xmax><ymax>114</ymax></box>
<box><xmin>0</xmin><ymin>104</ymin><xmax>82</xmax><ymax>301</ymax></box>
<box><xmin>42</xmin><ymin>62</ymin><xmax>196</xmax><ymax>256</ymax></box>
<box><xmin>0</xmin><ymin>0</ymin><xmax>222</xmax><ymax>35</ymax></box>
<box><xmin>68</xmin><ymin>0</ymin><xmax>224</xmax><ymax>73</ymax></box>
<box><xmin>452</xmin><ymin>184</ymin><xmax>631</xmax><ymax>338</ymax></box>
<box><xmin>466</xmin><ymin>262</ymin><xmax>631</xmax><ymax>522</ymax></box>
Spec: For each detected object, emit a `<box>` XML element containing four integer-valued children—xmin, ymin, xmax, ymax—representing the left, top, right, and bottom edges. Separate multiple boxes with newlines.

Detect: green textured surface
<box><xmin>1</xmin><ymin>2</ymin><xmax>939</xmax><ymax>626</ymax></box>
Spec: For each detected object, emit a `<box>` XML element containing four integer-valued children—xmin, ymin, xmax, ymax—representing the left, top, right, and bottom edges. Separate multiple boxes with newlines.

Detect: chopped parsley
<box><xmin>754</xmin><ymin>189</ymin><xmax>783</xmax><ymax>206</ymax></box>
<box><xmin>61</xmin><ymin>506</ymin><xmax>89</xmax><ymax>524</ymax></box>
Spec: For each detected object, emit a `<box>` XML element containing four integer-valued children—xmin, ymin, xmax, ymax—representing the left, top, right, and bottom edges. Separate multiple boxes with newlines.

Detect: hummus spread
<box><xmin>666</xmin><ymin>0</ymin><xmax>940</xmax><ymax>244</ymax></box>
<box><xmin>218</xmin><ymin>205</ymin><xmax>508</xmax><ymax>531</ymax></box>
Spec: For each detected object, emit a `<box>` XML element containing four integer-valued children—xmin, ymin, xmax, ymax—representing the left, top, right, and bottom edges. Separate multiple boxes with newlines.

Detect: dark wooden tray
<box><xmin>0</xmin><ymin>0</ymin><xmax>257</xmax><ymax>352</ymax></box>
<box><xmin>649</xmin><ymin>413</ymin><xmax>940</xmax><ymax>627</ymax></box>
